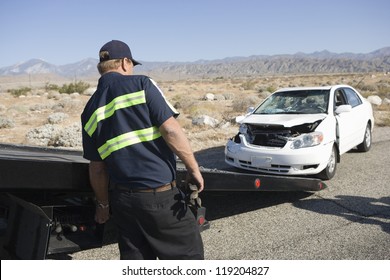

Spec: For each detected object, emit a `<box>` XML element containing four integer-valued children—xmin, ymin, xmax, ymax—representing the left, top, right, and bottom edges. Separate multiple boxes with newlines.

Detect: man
<box><xmin>81</xmin><ymin>40</ymin><xmax>204</xmax><ymax>260</ymax></box>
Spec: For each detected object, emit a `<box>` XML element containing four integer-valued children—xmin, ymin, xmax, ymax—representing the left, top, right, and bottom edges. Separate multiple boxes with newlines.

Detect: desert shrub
<box><xmin>232</xmin><ymin>95</ymin><xmax>261</xmax><ymax>113</ymax></box>
<box><xmin>171</xmin><ymin>95</ymin><xmax>196</xmax><ymax>113</ymax></box>
<box><xmin>49</xmin><ymin>123</ymin><xmax>82</xmax><ymax>147</ymax></box>
<box><xmin>51</xmin><ymin>98</ymin><xmax>84</xmax><ymax>113</ymax></box>
<box><xmin>7</xmin><ymin>87</ymin><xmax>31</xmax><ymax>97</ymax></box>
<box><xmin>266</xmin><ymin>86</ymin><xmax>276</xmax><ymax>93</ymax></box>
<box><xmin>222</xmin><ymin>92</ymin><xmax>234</xmax><ymax>100</ymax></box>
<box><xmin>377</xmin><ymin>83</ymin><xmax>390</xmax><ymax>97</ymax></box>
<box><xmin>377</xmin><ymin>103</ymin><xmax>390</xmax><ymax>112</ymax></box>
<box><xmin>59</xmin><ymin>81</ymin><xmax>90</xmax><ymax>94</ymax></box>
<box><xmin>45</xmin><ymin>83</ymin><xmax>60</xmax><ymax>91</ymax></box>
<box><xmin>0</xmin><ymin>117</ymin><xmax>15</xmax><ymax>128</ymax></box>
<box><xmin>47</xmin><ymin>112</ymin><xmax>69</xmax><ymax>124</ymax></box>
<box><xmin>381</xmin><ymin>115</ymin><xmax>390</xmax><ymax>126</ymax></box>
<box><xmin>356</xmin><ymin>82</ymin><xmax>377</xmax><ymax>93</ymax></box>
<box><xmin>177</xmin><ymin>117</ymin><xmax>193</xmax><ymax>130</ymax></box>
<box><xmin>187</xmin><ymin>102</ymin><xmax>219</xmax><ymax>118</ymax></box>
<box><xmin>241</xmin><ymin>79</ymin><xmax>257</xmax><ymax>90</ymax></box>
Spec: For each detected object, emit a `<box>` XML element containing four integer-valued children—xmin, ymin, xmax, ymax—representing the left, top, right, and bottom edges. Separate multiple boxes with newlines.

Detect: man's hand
<box><xmin>95</xmin><ymin>207</ymin><xmax>110</xmax><ymax>224</ymax></box>
<box><xmin>186</xmin><ymin>169</ymin><xmax>204</xmax><ymax>193</ymax></box>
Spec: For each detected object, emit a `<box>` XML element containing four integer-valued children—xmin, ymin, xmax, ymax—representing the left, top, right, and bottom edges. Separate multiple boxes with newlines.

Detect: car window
<box><xmin>343</xmin><ymin>88</ymin><xmax>362</xmax><ymax>108</ymax></box>
<box><xmin>254</xmin><ymin>90</ymin><xmax>329</xmax><ymax>114</ymax></box>
<box><xmin>334</xmin><ymin>89</ymin><xmax>347</xmax><ymax>106</ymax></box>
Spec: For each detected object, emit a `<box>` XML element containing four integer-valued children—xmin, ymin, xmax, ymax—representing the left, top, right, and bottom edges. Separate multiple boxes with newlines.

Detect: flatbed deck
<box><xmin>0</xmin><ymin>143</ymin><xmax>326</xmax><ymax>259</ymax></box>
<box><xmin>0</xmin><ymin>143</ymin><xmax>326</xmax><ymax>192</ymax></box>
<box><xmin>0</xmin><ymin>144</ymin><xmax>90</xmax><ymax>191</ymax></box>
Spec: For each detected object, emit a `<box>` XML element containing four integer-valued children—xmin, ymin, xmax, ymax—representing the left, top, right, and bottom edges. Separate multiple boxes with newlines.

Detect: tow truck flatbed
<box><xmin>0</xmin><ymin>143</ymin><xmax>326</xmax><ymax>259</ymax></box>
<box><xmin>0</xmin><ymin>143</ymin><xmax>326</xmax><ymax>192</ymax></box>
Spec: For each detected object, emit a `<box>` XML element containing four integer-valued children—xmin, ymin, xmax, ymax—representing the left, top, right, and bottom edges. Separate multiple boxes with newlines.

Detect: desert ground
<box><xmin>0</xmin><ymin>72</ymin><xmax>389</xmax><ymax>152</ymax></box>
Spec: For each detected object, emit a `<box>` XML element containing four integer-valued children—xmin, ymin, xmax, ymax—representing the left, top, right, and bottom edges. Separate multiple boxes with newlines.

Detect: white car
<box><xmin>225</xmin><ymin>85</ymin><xmax>374</xmax><ymax>180</ymax></box>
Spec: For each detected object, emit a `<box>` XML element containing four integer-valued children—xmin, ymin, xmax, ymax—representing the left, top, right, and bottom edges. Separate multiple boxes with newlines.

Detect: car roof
<box><xmin>274</xmin><ymin>85</ymin><xmax>353</xmax><ymax>93</ymax></box>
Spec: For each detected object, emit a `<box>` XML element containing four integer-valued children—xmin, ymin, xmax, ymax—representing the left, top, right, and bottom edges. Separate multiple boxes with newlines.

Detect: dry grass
<box><xmin>0</xmin><ymin>72</ymin><xmax>389</xmax><ymax>151</ymax></box>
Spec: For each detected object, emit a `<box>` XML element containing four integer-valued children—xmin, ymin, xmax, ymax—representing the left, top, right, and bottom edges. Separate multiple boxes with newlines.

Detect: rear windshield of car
<box><xmin>254</xmin><ymin>89</ymin><xmax>330</xmax><ymax>114</ymax></box>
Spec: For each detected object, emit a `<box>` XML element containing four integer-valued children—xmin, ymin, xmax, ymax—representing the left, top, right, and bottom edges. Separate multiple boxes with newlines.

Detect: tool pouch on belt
<box><xmin>181</xmin><ymin>183</ymin><xmax>210</xmax><ymax>232</ymax></box>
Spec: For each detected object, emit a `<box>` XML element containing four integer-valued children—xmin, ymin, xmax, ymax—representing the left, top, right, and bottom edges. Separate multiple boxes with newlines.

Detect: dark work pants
<box><xmin>110</xmin><ymin>187</ymin><xmax>204</xmax><ymax>260</ymax></box>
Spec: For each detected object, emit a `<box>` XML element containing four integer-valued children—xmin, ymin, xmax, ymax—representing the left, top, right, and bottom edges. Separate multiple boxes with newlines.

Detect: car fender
<box><xmin>315</xmin><ymin>114</ymin><xmax>336</xmax><ymax>146</ymax></box>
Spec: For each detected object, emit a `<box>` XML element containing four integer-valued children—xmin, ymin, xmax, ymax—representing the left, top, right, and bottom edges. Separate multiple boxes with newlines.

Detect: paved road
<box><xmin>57</xmin><ymin>127</ymin><xmax>390</xmax><ymax>260</ymax></box>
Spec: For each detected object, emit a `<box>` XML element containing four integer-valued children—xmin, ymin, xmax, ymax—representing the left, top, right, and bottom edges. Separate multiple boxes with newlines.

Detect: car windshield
<box><xmin>254</xmin><ymin>89</ymin><xmax>330</xmax><ymax>114</ymax></box>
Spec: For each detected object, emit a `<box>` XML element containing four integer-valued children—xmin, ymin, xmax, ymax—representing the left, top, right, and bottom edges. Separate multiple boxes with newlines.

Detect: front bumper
<box><xmin>225</xmin><ymin>135</ymin><xmax>333</xmax><ymax>175</ymax></box>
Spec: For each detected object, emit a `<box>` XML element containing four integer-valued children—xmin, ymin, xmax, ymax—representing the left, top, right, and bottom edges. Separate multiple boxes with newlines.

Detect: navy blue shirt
<box><xmin>81</xmin><ymin>73</ymin><xmax>178</xmax><ymax>189</ymax></box>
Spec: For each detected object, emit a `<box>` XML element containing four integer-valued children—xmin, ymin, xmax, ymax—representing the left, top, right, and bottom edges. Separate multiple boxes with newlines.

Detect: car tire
<box><xmin>318</xmin><ymin>145</ymin><xmax>337</xmax><ymax>180</ymax></box>
<box><xmin>357</xmin><ymin>123</ymin><xmax>372</xmax><ymax>152</ymax></box>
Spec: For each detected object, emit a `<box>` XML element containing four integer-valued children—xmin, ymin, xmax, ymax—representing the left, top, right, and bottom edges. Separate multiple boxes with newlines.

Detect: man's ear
<box><xmin>121</xmin><ymin>58</ymin><xmax>127</xmax><ymax>71</ymax></box>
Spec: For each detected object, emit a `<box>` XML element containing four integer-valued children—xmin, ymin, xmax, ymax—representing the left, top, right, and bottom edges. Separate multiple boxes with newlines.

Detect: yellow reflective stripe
<box><xmin>84</xmin><ymin>91</ymin><xmax>146</xmax><ymax>136</ymax></box>
<box><xmin>98</xmin><ymin>126</ymin><xmax>161</xmax><ymax>159</ymax></box>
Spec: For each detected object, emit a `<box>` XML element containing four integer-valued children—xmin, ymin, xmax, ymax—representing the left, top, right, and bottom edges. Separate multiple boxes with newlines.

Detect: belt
<box><xmin>112</xmin><ymin>180</ymin><xmax>176</xmax><ymax>193</ymax></box>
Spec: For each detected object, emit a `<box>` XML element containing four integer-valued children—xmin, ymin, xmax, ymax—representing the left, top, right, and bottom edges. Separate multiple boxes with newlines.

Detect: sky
<box><xmin>0</xmin><ymin>0</ymin><xmax>389</xmax><ymax>68</ymax></box>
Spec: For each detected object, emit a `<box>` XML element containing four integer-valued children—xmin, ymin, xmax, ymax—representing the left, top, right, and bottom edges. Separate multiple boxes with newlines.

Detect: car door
<box><xmin>334</xmin><ymin>87</ymin><xmax>365</xmax><ymax>154</ymax></box>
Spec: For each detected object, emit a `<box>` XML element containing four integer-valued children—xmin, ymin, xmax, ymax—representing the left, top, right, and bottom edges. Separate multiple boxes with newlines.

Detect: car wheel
<box><xmin>357</xmin><ymin>123</ymin><xmax>372</xmax><ymax>152</ymax></box>
<box><xmin>318</xmin><ymin>145</ymin><xmax>337</xmax><ymax>180</ymax></box>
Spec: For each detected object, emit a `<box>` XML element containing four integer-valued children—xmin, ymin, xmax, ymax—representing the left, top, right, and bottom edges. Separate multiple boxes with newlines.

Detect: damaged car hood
<box><xmin>241</xmin><ymin>113</ymin><xmax>327</xmax><ymax>127</ymax></box>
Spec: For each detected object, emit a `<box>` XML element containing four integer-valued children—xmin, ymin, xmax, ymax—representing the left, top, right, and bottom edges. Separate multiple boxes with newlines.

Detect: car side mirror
<box><xmin>247</xmin><ymin>106</ymin><xmax>255</xmax><ymax>114</ymax></box>
<box><xmin>335</xmin><ymin>104</ymin><xmax>352</xmax><ymax>114</ymax></box>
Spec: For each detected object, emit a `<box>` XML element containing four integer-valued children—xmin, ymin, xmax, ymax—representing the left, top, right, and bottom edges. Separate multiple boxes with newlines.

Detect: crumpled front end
<box><xmin>225</xmin><ymin>120</ymin><xmax>333</xmax><ymax>175</ymax></box>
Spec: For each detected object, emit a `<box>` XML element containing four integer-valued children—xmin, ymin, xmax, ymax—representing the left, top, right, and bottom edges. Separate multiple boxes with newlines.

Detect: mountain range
<box><xmin>1</xmin><ymin>47</ymin><xmax>389</xmax><ymax>80</ymax></box>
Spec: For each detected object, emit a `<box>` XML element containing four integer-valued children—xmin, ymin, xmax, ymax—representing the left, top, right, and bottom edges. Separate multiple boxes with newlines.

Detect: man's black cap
<box><xmin>99</xmin><ymin>40</ymin><xmax>141</xmax><ymax>66</ymax></box>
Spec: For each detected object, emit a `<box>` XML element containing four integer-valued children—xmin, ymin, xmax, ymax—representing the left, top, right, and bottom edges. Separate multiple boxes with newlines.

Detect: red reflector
<box><xmin>198</xmin><ymin>216</ymin><xmax>205</xmax><ymax>225</ymax></box>
<box><xmin>254</xmin><ymin>178</ymin><xmax>261</xmax><ymax>189</ymax></box>
<box><xmin>79</xmin><ymin>225</ymin><xmax>87</xmax><ymax>232</ymax></box>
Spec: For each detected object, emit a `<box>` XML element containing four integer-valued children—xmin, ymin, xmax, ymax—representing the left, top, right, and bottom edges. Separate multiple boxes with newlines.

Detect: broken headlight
<box><xmin>239</xmin><ymin>123</ymin><xmax>248</xmax><ymax>134</ymax></box>
<box><xmin>290</xmin><ymin>132</ymin><xmax>323</xmax><ymax>149</ymax></box>
<box><xmin>238</xmin><ymin>124</ymin><xmax>255</xmax><ymax>143</ymax></box>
